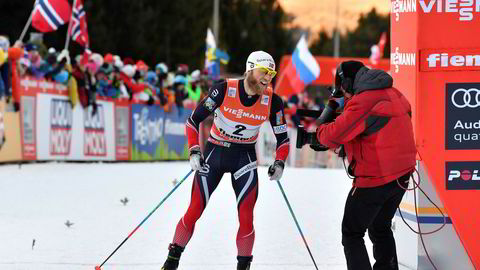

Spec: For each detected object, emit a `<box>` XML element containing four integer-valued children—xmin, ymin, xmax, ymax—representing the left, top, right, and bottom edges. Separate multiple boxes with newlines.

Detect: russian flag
<box><xmin>285</xmin><ymin>35</ymin><xmax>320</xmax><ymax>94</ymax></box>
<box><xmin>32</xmin><ymin>0</ymin><xmax>71</xmax><ymax>33</ymax></box>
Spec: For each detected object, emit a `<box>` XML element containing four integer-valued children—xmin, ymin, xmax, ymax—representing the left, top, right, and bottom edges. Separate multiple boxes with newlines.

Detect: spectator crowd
<box><xmin>0</xmin><ymin>35</ymin><xmax>213</xmax><ymax>115</ymax></box>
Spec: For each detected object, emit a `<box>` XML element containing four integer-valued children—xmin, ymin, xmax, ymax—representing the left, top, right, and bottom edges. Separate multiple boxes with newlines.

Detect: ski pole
<box><xmin>276</xmin><ymin>181</ymin><xmax>319</xmax><ymax>270</ymax></box>
<box><xmin>95</xmin><ymin>169</ymin><xmax>194</xmax><ymax>270</ymax></box>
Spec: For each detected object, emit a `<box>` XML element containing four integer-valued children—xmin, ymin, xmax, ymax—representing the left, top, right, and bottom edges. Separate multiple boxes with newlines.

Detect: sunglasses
<box><xmin>251</xmin><ymin>62</ymin><xmax>277</xmax><ymax>77</ymax></box>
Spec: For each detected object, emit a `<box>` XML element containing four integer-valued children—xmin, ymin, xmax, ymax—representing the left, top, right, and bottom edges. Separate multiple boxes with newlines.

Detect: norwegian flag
<box><xmin>69</xmin><ymin>0</ymin><xmax>89</xmax><ymax>47</ymax></box>
<box><xmin>32</xmin><ymin>0</ymin><xmax>71</xmax><ymax>33</ymax></box>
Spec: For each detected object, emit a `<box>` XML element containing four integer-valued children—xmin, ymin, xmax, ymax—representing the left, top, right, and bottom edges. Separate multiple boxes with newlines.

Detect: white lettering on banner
<box><xmin>84</xmin><ymin>131</ymin><xmax>107</xmax><ymax>156</ymax></box>
<box><xmin>427</xmin><ymin>53</ymin><xmax>480</xmax><ymax>67</ymax></box>
<box><xmin>84</xmin><ymin>106</ymin><xmax>107</xmax><ymax>156</ymax></box>
<box><xmin>223</xmin><ymin>106</ymin><xmax>267</xmax><ymax>121</ymax></box>
<box><xmin>133</xmin><ymin>110</ymin><xmax>164</xmax><ymax>145</ymax></box>
<box><xmin>38</xmin><ymin>81</ymin><xmax>54</xmax><ymax>90</ymax></box>
<box><xmin>391</xmin><ymin>47</ymin><xmax>416</xmax><ymax>73</ymax></box>
<box><xmin>50</xmin><ymin>99</ymin><xmax>73</xmax><ymax>155</ymax></box>
<box><xmin>164</xmin><ymin>119</ymin><xmax>186</xmax><ymax>136</ymax></box>
<box><xmin>50</xmin><ymin>129</ymin><xmax>72</xmax><ymax>155</ymax></box>
<box><xmin>453</xmin><ymin>118</ymin><xmax>480</xmax><ymax>143</ymax></box>
<box><xmin>391</xmin><ymin>0</ymin><xmax>417</xmax><ymax>21</ymax></box>
<box><xmin>454</xmin><ymin>120</ymin><xmax>480</xmax><ymax>128</ymax></box>
<box><xmin>419</xmin><ymin>0</ymin><xmax>480</xmax><ymax>21</ymax></box>
<box><xmin>448</xmin><ymin>170</ymin><xmax>480</xmax><ymax>180</ymax></box>
<box><xmin>20</xmin><ymin>79</ymin><xmax>38</xmax><ymax>89</ymax></box>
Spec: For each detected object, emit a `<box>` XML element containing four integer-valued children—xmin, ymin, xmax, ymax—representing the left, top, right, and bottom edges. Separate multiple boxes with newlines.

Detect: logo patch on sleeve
<box><xmin>204</xmin><ymin>97</ymin><xmax>216</xmax><ymax>111</ymax></box>
<box><xmin>228</xmin><ymin>87</ymin><xmax>237</xmax><ymax>97</ymax></box>
<box><xmin>273</xmin><ymin>124</ymin><xmax>287</xmax><ymax>134</ymax></box>
<box><xmin>276</xmin><ymin>111</ymin><xmax>283</xmax><ymax>125</ymax></box>
<box><xmin>261</xmin><ymin>95</ymin><xmax>269</xmax><ymax>105</ymax></box>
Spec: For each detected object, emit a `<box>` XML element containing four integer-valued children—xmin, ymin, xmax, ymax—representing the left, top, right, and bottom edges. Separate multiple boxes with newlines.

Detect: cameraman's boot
<box><xmin>237</xmin><ymin>255</ymin><xmax>253</xmax><ymax>270</ymax></box>
<box><xmin>161</xmin><ymin>243</ymin><xmax>184</xmax><ymax>270</ymax></box>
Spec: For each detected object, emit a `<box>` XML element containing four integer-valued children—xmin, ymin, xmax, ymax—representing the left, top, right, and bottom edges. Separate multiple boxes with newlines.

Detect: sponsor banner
<box><xmin>445</xmin><ymin>83</ymin><xmax>480</xmax><ymax>149</ymax></box>
<box><xmin>36</xmin><ymin>94</ymin><xmax>115</xmax><ymax>160</ymax></box>
<box><xmin>21</xmin><ymin>96</ymin><xmax>36</xmax><ymax>160</ymax></box>
<box><xmin>393</xmin><ymin>0</ymin><xmax>480</xmax><ymax>23</ymax></box>
<box><xmin>391</xmin><ymin>46</ymin><xmax>417</xmax><ymax>73</ymax></box>
<box><xmin>115</xmin><ymin>105</ymin><xmax>130</xmax><ymax>160</ymax></box>
<box><xmin>83</xmin><ymin>105</ymin><xmax>107</xmax><ymax>157</ymax></box>
<box><xmin>131</xmin><ymin>104</ymin><xmax>166</xmax><ymax>160</ymax></box>
<box><xmin>421</xmin><ymin>48</ymin><xmax>480</xmax><ymax>72</ymax></box>
<box><xmin>162</xmin><ymin>106</ymin><xmax>190</xmax><ymax>160</ymax></box>
<box><xmin>418</xmin><ymin>0</ymin><xmax>480</xmax><ymax>22</ymax></box>
<box><xmin>446</xmin><ymin>161</ymin><xmax>480</xmax><ymax>190</ymax></box>
<box><xmin>19</xmin><ymin>77</ymin><xmax>68</xmax><ymax>95</ymax></box>
<box><xmin>391</xmin><ymin>0</ymin><xmax>417</xmax><ymax>22</ymax></box>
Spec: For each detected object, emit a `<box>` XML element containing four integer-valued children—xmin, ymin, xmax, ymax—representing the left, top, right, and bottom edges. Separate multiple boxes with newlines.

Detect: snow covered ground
<box><xmin>0</xmin><ymin>162</ymin><xmax>410</xmax><ymax>270</ymax></box>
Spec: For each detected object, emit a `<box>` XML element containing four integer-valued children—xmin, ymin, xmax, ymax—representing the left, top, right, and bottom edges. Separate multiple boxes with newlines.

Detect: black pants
<box><xmin>342</xmin><ymin>173</ymin><xmax>410</xmax><ymax>270</ymax></box>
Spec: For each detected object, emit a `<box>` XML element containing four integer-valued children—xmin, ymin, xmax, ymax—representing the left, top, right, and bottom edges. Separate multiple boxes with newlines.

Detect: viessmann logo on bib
<box><xmin>421</xmin><ymin>48</ymin><xmax>480</xmax><ymax>71</ymax></box>
<box><xmin>392</xmin><ymin>0</ymin><xmax>480</xmax><ymax>22</ymax></box>
<box><xmin>223</xmin><ymin>106</ymin><xmax>267</xmax><ymax>121</ymax></box>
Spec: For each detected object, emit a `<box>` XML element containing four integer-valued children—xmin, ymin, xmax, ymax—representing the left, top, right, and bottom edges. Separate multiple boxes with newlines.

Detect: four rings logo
<box><xmin>451</xmin><ymin>88</ymin><xmax>480</xmax><ymax>108</ymax></box>
<box><xmin>392</xmin><ymin>0</ymin><xmax>480</xmax><ymax>22</ymax></box>
<box><xmin>446</xmin><ymin>83</ymin><xmax>480</xmax><ymax>149</ymax></box>
<box><xmin>446</xmin><ymin>161</ymin><xmax>480</xmax><ymax>190</ymax></box>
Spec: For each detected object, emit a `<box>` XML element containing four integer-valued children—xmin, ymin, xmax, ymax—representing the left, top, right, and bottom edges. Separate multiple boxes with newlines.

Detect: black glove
<box><xmin>310</xmin><ymin>144</ymin><xmax>329</xmax><ymax>151</ymax></box>
<box><xmin>268</xmin><ymin>160</ymin><xmax>285</xmax><ymax>181</ymax></box>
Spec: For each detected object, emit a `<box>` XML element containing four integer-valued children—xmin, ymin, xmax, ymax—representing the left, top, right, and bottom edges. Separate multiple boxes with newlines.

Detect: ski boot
<box><xmin>161</xmin><ymin>243</ymin><xmax>184</xmax><ymax>270</ymax></box>
<box><xmin>237</xmin><ymin>255</ymin><xmax>253</xmax><ymax>270</ymax></box>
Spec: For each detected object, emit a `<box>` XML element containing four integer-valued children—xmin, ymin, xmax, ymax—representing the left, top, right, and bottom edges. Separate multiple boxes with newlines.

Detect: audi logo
<box><xmin>451</xmin><ymin>88</ymin><xmax>480</xmax><ymax>108</ymax></box>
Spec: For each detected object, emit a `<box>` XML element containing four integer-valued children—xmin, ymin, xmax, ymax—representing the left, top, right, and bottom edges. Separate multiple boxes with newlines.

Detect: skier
<box><xmin>161</xmin><ymin>51</ymin><xmax>290</xmax><ymax>270</ymax></box>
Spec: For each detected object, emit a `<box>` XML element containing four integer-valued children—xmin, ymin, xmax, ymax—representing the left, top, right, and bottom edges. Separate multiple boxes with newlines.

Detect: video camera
<box><xmin>295</xmin><ymin>99</ymin><xmax>340</xmax><ymax>149</ymax></box>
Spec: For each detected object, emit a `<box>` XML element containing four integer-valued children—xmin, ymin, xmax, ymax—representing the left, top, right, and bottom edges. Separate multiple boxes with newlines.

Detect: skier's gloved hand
<box><xmin>268</xmin><ymin>160</ymin><xmax>285</xmax><ymax>181</ymax></box>
<box><xmin>189</xmin><ymin>146</ymin><xmax>205</xmax><ymax>171</ymax></box>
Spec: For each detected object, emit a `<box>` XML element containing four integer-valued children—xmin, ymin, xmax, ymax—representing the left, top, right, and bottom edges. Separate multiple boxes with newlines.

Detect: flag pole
<box><xmin>64</xmin><ymin>0</ymin><xmax>78</xmax><ymax>50</ymax></box>
<box><xmin>18</xmin><ymin>1</ymin><xmax>37</xmax><ymax>42</ymax></box>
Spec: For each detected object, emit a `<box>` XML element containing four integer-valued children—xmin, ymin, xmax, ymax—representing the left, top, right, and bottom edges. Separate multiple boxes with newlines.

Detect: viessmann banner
<box><xmin>36</xmin><ymin>94</ymin><xmax>116</xmax><ymax>160</ymax></box>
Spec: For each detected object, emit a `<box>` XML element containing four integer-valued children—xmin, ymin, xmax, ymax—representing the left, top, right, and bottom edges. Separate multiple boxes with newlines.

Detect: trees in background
<box><xmin>0</xmin><ymin>1</ymin><xmax>389</xmax><ymax>73</ymax></box>
<box><xmin>310</xmin><ymin>8</ymin><xmax>390</xmax><ymax>58</ymax></box>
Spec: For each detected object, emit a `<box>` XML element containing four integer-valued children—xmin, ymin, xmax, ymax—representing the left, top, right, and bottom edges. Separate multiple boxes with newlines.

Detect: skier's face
<box><xmin>246</xmin><ymin>68</ymin><xmax>273</xmax><ymax>95</ymax></box>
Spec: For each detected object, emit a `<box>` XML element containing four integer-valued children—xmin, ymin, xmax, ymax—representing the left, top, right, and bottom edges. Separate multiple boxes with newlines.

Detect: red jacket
<box><xmin>317</xmin><ymin>69</ymin><xmax>416</xmax><ymax>187</ymax></box>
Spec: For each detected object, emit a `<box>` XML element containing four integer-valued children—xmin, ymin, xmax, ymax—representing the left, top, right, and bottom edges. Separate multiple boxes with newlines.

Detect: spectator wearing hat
<box><xmin>154</xmin><ymin>63</ymin><xmax>168</xmax><ymax>105</ymax></box>
<box><xmin>172</xmin><ymin>74</ymin><xmax>187</xmax><ymax>112</ymax></box>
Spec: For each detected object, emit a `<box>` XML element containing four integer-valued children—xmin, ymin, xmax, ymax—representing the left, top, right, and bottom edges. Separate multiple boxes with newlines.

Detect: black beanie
<box><xmin>334</xmin><ymin>60</ymin><xmax>365</xmax><ymax>96</ymax></box>
<box><xmin>341</xmin><ymin>61</ymin><xmax>365</xmax><ymax>81</ymax></box>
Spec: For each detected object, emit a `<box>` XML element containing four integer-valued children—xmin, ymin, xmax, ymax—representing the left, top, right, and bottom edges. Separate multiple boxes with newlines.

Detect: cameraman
<box><xmin>316</xmin><ymin>61</ymin><xmax>416</xmax><ymax>270</ymax></box>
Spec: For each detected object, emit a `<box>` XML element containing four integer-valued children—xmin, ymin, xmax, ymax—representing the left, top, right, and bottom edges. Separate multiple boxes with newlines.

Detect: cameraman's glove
<box><xmin>310</xmin><ymin>144</ymin><xmax>329</xmax><ymax>152</ymax></box>
<box><xmin>189</xmin><ymin>146</ymin><xmax>205</xmax><ymax>171</ymax></box>
<box><xmin>268</xmin><ymin>160</ymin><xmax>285</xmax><ymax>181</ymax></box>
